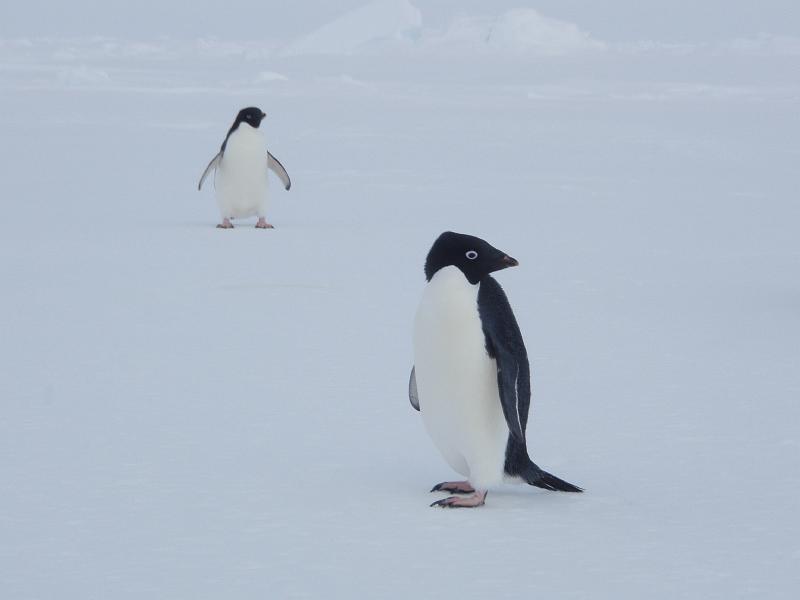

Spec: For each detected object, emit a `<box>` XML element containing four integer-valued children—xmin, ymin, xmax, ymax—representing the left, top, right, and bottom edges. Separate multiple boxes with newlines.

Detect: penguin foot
<box><xmin>430</xmin><ymin>481</ymin><xmax>476</xmax><ymax>495</ymax></box>
<box><xmin>255</xmin><ymin>218</ymin><xmax>274</xmax><ymax>229</ymax></box>
<box><xmin>430</xmin><ymin>491</ymin><xmax>487</xmax><ymax>508</ymax></box>
<box><xmin>216</xmin><ymin>218</ymin><xmax>234</xmax><ymax>229</ymax></box>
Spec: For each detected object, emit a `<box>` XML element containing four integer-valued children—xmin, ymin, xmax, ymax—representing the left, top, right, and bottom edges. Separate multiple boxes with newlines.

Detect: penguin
<box><xmin>410</xmin><ymin>231</ymin><xmax>582</xmax><ymax>508</ymax></box>
<box><xmin>197</xmin><ymin>107</ymin><xmax>291</xmax><ymax>229</ymax></box>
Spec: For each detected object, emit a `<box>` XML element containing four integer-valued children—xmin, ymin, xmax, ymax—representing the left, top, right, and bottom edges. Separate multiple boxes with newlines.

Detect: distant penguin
<box><xmin>198</xmin><ymin>107</ymin><xmax>291</xmax><ymax>229</ymax></box>
<box><xmin>410</xmin><ymin>231</ymin><xmax>582</xmax><ymax>508</ymax></box>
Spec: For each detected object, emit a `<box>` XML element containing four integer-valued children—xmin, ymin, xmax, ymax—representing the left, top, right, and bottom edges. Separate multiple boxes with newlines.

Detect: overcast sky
<box><xmin>2</xmin><ymin>0</ymin><xmax>799</xmax><ymax>42</ymax></box>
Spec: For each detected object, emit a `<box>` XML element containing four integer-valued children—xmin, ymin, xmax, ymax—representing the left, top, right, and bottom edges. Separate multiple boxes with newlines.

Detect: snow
<box><xmin>283</xmin><ymin>0</ymin><xmax>422</xmax><ymax>56</ymax></box>
<box><xmin>483</xmin><ymin>9</ymin><xmax>605</xmax><ymax>54</ymax></box>
<box><xmin>1</xmin><ymin>2</ymin><xmax>800</xmax><ymax>598</ymax></box>
<box><xmin>253</xmin><ymin>71</ymin><xmax>289</xmax><ymax>83</ymax></box>
<box><xmin>424</xmin><ymin>9</ymin><xmax>606</xmax><ymax>55</ymax></box>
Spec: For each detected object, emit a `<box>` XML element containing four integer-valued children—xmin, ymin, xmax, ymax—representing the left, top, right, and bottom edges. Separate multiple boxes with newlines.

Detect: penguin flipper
<box><xmin>477</xmin><ymin>277</ymin><xmax>530</xmax><ymax>446</ymax></box>
<box><xmin>408</xmin><ymin>367</ymin><xmax>420</xmax><ymax>411</ymax></box>
<box><xmin>198</xmin><ymin>152</ymin><xmax>221</xmax><ymax>191</ymax></box>
<box><xmin>267</xmin><ymin>152</ymin><xmax>291</xmax><ymax>191</ymax></box>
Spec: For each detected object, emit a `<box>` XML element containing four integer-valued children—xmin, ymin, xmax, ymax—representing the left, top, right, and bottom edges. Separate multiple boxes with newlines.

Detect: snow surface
<box><xmin>1</xmin><ymin>2</ymin><xmax>800</xmax><ymax>598</ymax></box>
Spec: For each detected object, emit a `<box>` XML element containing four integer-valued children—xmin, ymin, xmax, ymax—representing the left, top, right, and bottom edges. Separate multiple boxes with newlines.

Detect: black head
<box><xmin>221</xmin><ymin>107</ymin><xmax>268</xmax><ymax>151</ymax></box>
<box><xmin>234</xmin><ymin>106</ymin><xmax>267</xmax><ymax>129</ymax></box>
<box><xmin>424</xmin><ymin>231</ymin><xmax>519</xmax><ymax>284</ymax></box>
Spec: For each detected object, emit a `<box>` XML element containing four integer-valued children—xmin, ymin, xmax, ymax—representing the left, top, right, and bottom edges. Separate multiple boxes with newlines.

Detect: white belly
<box><xmin>413</xmin><ymin>266</ymin><xmax>508</xmax><ymax>489</ymax></box>
<box><xmin>215</xmin><ymin>125</ymin><xmax>269</xmax><ymax>218</ymax></box>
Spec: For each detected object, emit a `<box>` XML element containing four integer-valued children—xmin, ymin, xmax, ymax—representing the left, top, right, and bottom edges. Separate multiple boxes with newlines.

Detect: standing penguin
<box><xmin>198</xmin><ymin>107</ymin><xmax>291</xmax><ymax>229</ymax></box>
<box><xmin>410</xmin><ymin>231</ymin><xmax>582</xmax><ymax>508</ymax></box>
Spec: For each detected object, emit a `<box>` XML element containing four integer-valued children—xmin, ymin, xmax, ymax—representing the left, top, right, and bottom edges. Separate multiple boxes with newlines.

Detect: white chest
<box><xmin>414</xmin><ymin>267</ymin><xmax>487</xmax><ymax>373</ymax></box>
<box><xmin>220</xmin><ymin>125</ymin><xmax>268</xmax><ymax>176</ymax></box>
<box><xmin>216</xmin><ymin>125</ymin><xmax>269</xmax><ymax>216</ymax></box>
<box><xmin>412</xmin><ymin>267</ymin><xmax>508</xmax><ymax>481</ymax></box>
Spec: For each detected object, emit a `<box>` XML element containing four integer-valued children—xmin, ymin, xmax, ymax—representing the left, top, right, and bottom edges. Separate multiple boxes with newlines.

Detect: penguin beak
<box><xmin>261</xmin><ymin>112</ymin><xmax>267</xmax><ymax>120</ymax></box>
<box><xmin>500</xmin><ymin>255</ymin><xmax>519</xmax><ymax>268</ymax></box>
<box><xmin>491</xmin><ymin>254</ymin><xmax>518</xmax><ymax>273</ymax></box>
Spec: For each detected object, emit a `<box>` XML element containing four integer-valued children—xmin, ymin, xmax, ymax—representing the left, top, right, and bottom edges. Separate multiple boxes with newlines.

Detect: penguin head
<box><xmin>234</xmin><ymin>106</ymin><xmax>267</xmax><ymax>129</ymax></box>
<box><xmin>424</xmin><ymin>231</ymin><xmax>519</xmax><ymax>284</ymax></box>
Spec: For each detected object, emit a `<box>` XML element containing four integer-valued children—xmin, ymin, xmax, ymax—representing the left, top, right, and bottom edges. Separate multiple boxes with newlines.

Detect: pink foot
<box><xmin>431</xmin><ymin>490</ymin><xmax>488</xmax><ymax>508</ymax></box>
<box><xmin>255</xmin><ymin>217</ymin><xmax>274</xmax><ymax>229</ymax></box>
<box><xmin>216</xmin><ymin>218</ymin><xmax>234</xmax><ymax>229</ymax></box>
<box><xmin>430</xmin><ymin>481</ymin><xmax>476</xmax><ymax>494</ymax></box>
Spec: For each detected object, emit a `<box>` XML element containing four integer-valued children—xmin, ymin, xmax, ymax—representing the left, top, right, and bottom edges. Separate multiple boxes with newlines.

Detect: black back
<box><xmin>220</xmin><ymin>107</ymin><xmax>266</xmax><ymax>152</ymax></box>
<box><xmin>478</xmin><ymin>273</ymin><xmax>583</xmax><ymax>491</ymax></box>
<box><xmin>477</xmin><ymin>276</ymin><xmax>532</xmax><ymax>475</ymax></box>
<box><xmin>477</xmin><ymin>277</ymin><xmax>531</xmax><ymax>430</ymax></box>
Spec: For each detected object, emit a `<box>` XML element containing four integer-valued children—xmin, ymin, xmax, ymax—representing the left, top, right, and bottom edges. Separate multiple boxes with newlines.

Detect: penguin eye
<box><xmin>465</xmin><ymin>250</ymin><xmax>478</xmax><ymax>260</ymax></box>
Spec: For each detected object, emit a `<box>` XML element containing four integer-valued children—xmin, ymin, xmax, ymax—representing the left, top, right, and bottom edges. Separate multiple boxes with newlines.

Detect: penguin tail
<box><xmin>522</xmin><ymin>460</ymin><xmax>584</xmax><ymax>493</ymax></box>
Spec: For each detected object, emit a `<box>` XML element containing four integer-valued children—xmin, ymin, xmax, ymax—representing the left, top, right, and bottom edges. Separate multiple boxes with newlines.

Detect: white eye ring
<box><xmin>465</xmin><ymin>250</ymin><xmax>478</xmax><ymax>260</ymax></box>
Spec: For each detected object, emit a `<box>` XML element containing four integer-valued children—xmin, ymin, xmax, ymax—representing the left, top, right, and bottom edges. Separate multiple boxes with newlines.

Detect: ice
<box><xmin>283</xmin><ymin>0</ymin><xmax>422</xmax><ymax>56</ymax></box>
<box><xmin>1</xmin><ymin>2</ymin><xmax>799</xmax><ymax>598</ymax></box>
<box><xmin>425</xmin><ymin>9</ymin><xmax>606</xmax><ymax>55</ymax></box>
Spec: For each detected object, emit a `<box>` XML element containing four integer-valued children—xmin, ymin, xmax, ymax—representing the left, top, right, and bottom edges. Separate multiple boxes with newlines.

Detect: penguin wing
<box><xmin>477</xmin><ymin>276</ymin><xmax>532</xmax><ymax>447</ymax></box>
<box><xmin>198</xmin><ymin>152</ymin><xmax>221</xmax><ymax>191</ymax></box>
<box><xmin>408</xmin><ymin>367</ymin><xmax>420</xmax><ymax>411</ymax></box>
<box><xmin>267</xmin><ymin>152</ymin><xmax>291</xmax><ymax>191</ymax></box>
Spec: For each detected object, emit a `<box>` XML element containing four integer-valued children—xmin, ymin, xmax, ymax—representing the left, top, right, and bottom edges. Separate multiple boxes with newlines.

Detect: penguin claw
<box><xmin>255</xmin><ymin>218</ymin><xmax>274</xmax><ymax>229</ymax></box>
<box><xmin>430</xmin><ymin>497</ymin><xmax>459</xmax><ymax>508</ymax></box>
<box><xmin>430</xmin><ymin>481</ymin><xmax>476</xmax><ymax>494</ymax></box>
<box><xmin>430</xmin><ymin>492</ymin><xmax>487</xmax><ymax>508</ymax></box>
